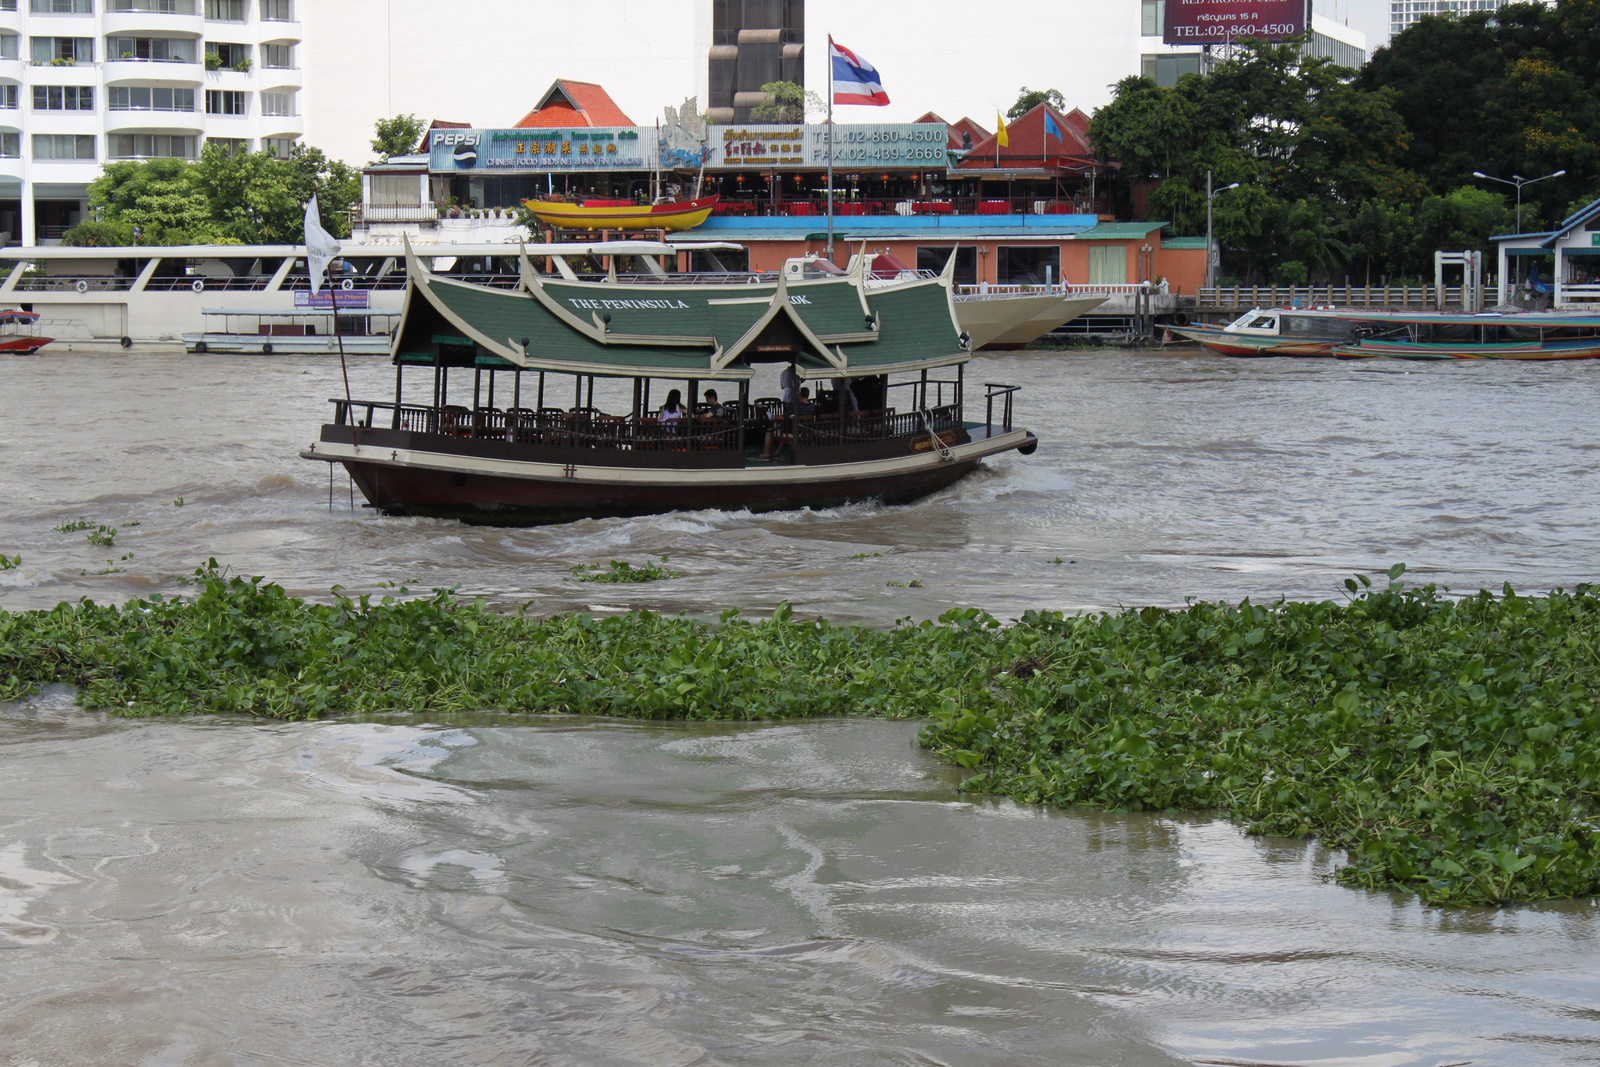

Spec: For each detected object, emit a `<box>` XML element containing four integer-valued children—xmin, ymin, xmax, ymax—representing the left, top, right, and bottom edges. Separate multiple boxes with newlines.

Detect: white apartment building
<box><xmin>1389</xmin><ymin>0</ymin><xmax>1512</xmax><ymax>37</ymax></box>
<box><xmin>3</xmin><ymin>0</ymin><xmax>304</xmax><ymax>245</ymax></box>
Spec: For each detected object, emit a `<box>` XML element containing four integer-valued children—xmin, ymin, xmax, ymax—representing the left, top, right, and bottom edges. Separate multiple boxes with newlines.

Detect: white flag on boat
<box><xmin>303</xmin><ymin>194</ymin><xmax>340</xmax><ymax>295</ymax></box>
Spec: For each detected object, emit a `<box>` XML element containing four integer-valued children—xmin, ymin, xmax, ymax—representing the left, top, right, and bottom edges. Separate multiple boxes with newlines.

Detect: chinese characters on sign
<box><xmin>1162</xmin><ymin>0</ymin><xmax>1308</xmax><ymax>43</ymax></box>
<box><xmin>429</xmin><ymin>128</ymin><xmax>647</xmax><ymax>171</ymax></box>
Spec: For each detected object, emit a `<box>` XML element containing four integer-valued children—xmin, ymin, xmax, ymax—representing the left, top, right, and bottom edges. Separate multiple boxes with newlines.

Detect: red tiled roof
<box><xmin>513</xmin><ymin>80</ymin><xmax>634</xmax><ymax>129</ymax></box>
<box><xmin>956</xmin><ymin>104</ymin><xmax>1096</xmax><ymax>170</ymax></box>
<box><xmin>948</xmin><ymin>116</ymin><xmax>991</xmax><ymax>152</ymax></box>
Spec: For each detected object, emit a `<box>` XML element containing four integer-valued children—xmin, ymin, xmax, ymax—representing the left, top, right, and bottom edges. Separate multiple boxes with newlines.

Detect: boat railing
<box><xmin>983</xmin><ymin>383</ymin><xmax>1019</xmax><ymax>435</ymax></box>
<box><xmin>331</xmin><ymin>399</ymin><xmax>963</xmax><ymax>454</ymax></box>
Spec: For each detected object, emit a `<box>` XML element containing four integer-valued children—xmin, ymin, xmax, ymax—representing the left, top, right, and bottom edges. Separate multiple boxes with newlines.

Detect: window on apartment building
<box><xmin>107</xmin><ymin>36</ymin><xmax>195</xmax><ymax>62</ymax></box>
<box><xmin>1140</xmin><ymin>52</ymin><xmax>1202</xmax><ymax>88</ymax></box>
<box><xmin>208</xmin><ymin>41</ymin><xmax>248</xmax><ymax>67</ymax></box>
<box><xmin>1140</xmin><ymin>0</ymin><xmax>1166</xmax><ymax>36</ymax></box>
<box><xmin>260</xmin><ymin>42</ymin><xmax>293</xmax><ymax>68</ymax></box>
<box><xmin>110</xmin><ymin>0</ymin><xmax>198</xmax><ymax>12</ymax></box>
<box><xmin>205</xmin><ymin>0</ymin><xmax>245</xmax><ymax>17</ymax></box>
<box><xmin>0</xmin><ymin>133</ymin><xmax>18</xmax><ymax>158</ymax></box>
<box><xmin>32</xmin><ymin>133</ymin><xmax>95</xmax><ymax>159</ymax></box>
<box><xmin>0</xmin><ymin>1</ymin><xmax>16</xmax><ymax>11</ymax></box>
<box><xmin>30</xmin><ymin>36</ymin><xmax>93</xmax><ymax>63</ymax></box>
<box><xmin>108</xmin><ymin>85</ymin><xmax>193</xmax><ymax>109</ymax></box>
<box><xmin>0</xmin><ymin>35</ymin><xmax>16</xmax><ymax>60</ymax></box>
<box><xmin>0</xmin><ymin>85</ymin><xmax>16</xmax><ymax>108</ymax></box>
<box><xmin>997</xmin><ymin>246</ymin><xmax>1061</xmax><ymax>286</ymax></box>
<box><xmin>259</xmin><ymin>0</ymin><xmax>290</xmax><ymax>20</ymax></box>
<box><xmin>263</xmin><ymin>134</ymin><xmax>294</xmax><ymax>157</ymax></box>
<box><xmin>32</xmin><ymin>85</ymin><xmax>93</xmax><ymax>109</ymax></box>
<box><xmin>109</xmin><ymin>132</ymin><xmax>194</xmax><ymax>158</ymax></box>
<box><xmin>1086</xmin><ymin>244</ymin><xmax>1127</xmax><ymax>285</ymax></box>
<box><xmin>206</xmin><ymin>135</ymin><xmax>249</xmax><ymax>154</ymax></box>
<box><xmin>260</xmin><ymin>90</ymin><xmax>295</xmax><ymax>116</ymax></box>
<box><xmin>31</xmin><ymin>0</ymin><xmax>93</xmax><ymax>13</ymax></box>
<box><xmin>916</xmin><ymin>246</ymin><xmax>977</xmax><ymax>285</ymax></box>
<box><xmin>205</xmin><ymin>89</ymin><xmax>244</xmax><ymax>114</ymax></box>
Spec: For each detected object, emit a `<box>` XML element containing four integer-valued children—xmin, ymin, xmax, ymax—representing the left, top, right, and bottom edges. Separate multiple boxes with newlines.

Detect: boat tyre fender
<box><xmin>191</xmin><ymin>279</ymin><xmax>204</xmax><ymax>293</ymax></box>
<box><xmin>1018</xmin><ymin>437</ymin><xmax>1039</xmax><ymax>456</ymax></box>
<box><xmin>193</xmin><ymin>341</ymin><xmax>208</xmax><ymax>353</ymax></box>
<box><xmin>74</xmin><ymin>280</ymin><xmax>88</xmax><ymax>294</ymax></box>
<box><xmin>1172</xmin><ymin>312</ymin><xmax>1189</xmax><ymax>327</ymax></box>
<box><xmin>119</xmin><ymin>335</ymin><xmax>132</xmax><ymax>349</ymax></box>
<box><xmin>262</xmin><ymin>343</ymin><xmax>273</xmax><ymax>355</ymax></box>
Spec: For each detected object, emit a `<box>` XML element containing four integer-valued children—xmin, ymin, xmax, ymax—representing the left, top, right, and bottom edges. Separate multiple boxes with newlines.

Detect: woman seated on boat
<box><xmin>659</xmin><ymin>389</ymin><xmax>686</xmax><ymax>431</ymax></box>
<box><xmin>761</xmin><ymin>388</ymin><xmax>814</xmax><ymax>460</ymax></box>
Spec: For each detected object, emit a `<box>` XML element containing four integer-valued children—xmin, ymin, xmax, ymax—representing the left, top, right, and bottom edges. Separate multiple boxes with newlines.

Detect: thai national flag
<box><xmin>830</xmin><ymin>37</ymin><xmax>889</xmax><ymax>106</ymax></box>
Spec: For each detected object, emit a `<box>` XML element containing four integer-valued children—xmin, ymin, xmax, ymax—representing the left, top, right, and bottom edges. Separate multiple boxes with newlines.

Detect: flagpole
<box><xmin>826</xmin><ymin>35</ymin><xmax>835</xmax><ymax>260</ymax></box>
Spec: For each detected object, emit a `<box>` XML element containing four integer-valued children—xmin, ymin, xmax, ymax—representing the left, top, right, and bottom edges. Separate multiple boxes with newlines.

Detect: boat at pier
<box><xmin>1169</xmin><ymin>307</ymin><xmax>1600</xmax><ymax>359</ymax></box>
<box><xmin>183</xmin><ymin>305</ymin><xmax>401</xmax><ymax>355</ymax></box>
<box><xmin>0</xmin><ymin>309</ymin><xmax>51</xmax><ymax>354</ymax></box>
<box><xmin>300</xmin><ymin>243</ymin><xmax>1038</xmax><ymax>526</ymax></box>
<box><xmin>522</xmin><ymin>195</ymin><xmax>720</xmax><ymax>232</ymax></box>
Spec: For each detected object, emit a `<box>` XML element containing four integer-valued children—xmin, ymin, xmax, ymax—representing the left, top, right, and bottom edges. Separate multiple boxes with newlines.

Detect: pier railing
<box><xmin>1199</xmin><ymin>285</ymin><xmax>1466</xmax><ymax>310</ymax></box>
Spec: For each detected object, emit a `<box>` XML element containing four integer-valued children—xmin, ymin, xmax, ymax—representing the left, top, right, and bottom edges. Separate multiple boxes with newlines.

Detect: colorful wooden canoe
<box><xmin>522</xmin><ymin>195</ymin><xmax>720</xmax><ymax>232</ymax></box>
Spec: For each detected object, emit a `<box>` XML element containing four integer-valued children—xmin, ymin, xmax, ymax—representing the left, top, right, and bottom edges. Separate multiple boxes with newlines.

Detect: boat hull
<box><xmin>522</xmin><ymin>196</ymin><xmax>720</xmax><ymax>232</ymax></box>
<box><xmin>304</xmin><ymin>426</ymin><xmax>1037</xmax><ymax>526</ymax></box>
<box><xmin>957</xmin><ymin>295</ymin><xmax>1108</xmax><ymax>350</ymax></box>
<box><xmin>183</xmin><ymin>333</ymin><xmax>394</xmax><ymax>356</ymax></box>
<box><xmin>1165</xmin><ymin>323</ymin><xmax>1347</xmax><ymax>357</ymax></box>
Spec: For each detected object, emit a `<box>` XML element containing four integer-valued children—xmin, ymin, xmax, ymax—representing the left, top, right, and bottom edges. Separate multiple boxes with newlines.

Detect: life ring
<box><xmin>74</xmin><ymin>280</ymin><xmax>87</xmax><ymax>293</ymax></box>
<box><xmin>340</xmin><ymin>278</ymin><xmax>353</xmax><ymax>291</ymax></box>
<box><xmin>119</xmin><ymin>335</ymin><xmax>132</xmax><ymax>349</ymax></box>
<box><xmin>191</xmin><ymin>279</ymin><xmax>204</xmax><ymax>293</ymax></box>
<box><xmin>261</xmin><ymin>343</ymin><xmax>273</xmax><ymax>354</ymax></box>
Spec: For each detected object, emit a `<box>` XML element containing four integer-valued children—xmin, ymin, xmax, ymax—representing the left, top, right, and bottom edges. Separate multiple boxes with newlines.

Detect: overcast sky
<box><xmin>306</xmin><ymin>0</ymin><xmax>1398</xmax><ymax>166</ymax></box>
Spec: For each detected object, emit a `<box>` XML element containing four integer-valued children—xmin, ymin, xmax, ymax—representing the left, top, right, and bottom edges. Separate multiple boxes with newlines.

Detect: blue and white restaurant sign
<box><xmin>428</xmin><ymin>123</ymin><xmax>949</xmax><ymax>173</ymax></box>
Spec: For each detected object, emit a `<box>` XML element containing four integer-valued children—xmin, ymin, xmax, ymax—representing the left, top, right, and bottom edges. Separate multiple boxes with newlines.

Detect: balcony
<box><xmin>105</xmin><ymin>107</ymin><xmax>200</xmax><ymax>132</ymax></box>
<box><xmin>103</xmin><ymin>9</ymin><xmax>204</xmax><ymax>35</ymax></box>
<box><xmin>103</xmin><ymin>56</ymin><xmax>202</xmax><ymax>84</ymax></box>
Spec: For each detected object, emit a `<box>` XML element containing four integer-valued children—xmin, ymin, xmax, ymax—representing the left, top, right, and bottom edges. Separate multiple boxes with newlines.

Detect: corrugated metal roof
<box><xmin>1075</xmin><ymin>222</ymin><xmax>1167</xmax><ymax>240</ymax></box>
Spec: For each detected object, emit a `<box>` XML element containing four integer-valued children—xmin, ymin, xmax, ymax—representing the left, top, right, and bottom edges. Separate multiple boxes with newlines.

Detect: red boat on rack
<box><xmin>522</xmin><ymin>195</ymin><xmax>720</xmax><ymax>232</ymax></box>
<box><xmin>0</xmin><ymin>310</ymin><xmax>51</xmax><ymax>354</ymax></box>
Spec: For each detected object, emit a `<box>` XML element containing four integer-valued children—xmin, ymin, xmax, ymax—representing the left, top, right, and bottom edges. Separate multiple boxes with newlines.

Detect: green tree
<box><xmin>1008</xmin><ymin>87</ymin><xmax>1065</xmax><ymax>119</ymax></box>
<box><xmin>371</xmin><ymin>113</ymin><xmax>427</xmax><ymax>161</ymax></box>
<box><xmin>749</xmin><ymin>81</ymin><xmax>823</xmax><ymax>122</ymax></box>
<box><xmin>81</xmin><ymin>158</ymin><xmax>221</xmax><ymax>243</ymax></box>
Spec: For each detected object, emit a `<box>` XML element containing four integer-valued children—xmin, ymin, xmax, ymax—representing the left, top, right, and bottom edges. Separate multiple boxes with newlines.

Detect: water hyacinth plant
<box><xmin>0</xmin><ymin>562</ymin><xmax>1596</xmax><ymax>907</ymax></box>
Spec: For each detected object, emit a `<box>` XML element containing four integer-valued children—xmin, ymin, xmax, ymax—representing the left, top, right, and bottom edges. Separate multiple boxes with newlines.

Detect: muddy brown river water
<box><xmin>1</xmin><ymin>347</ymin><xmax>1598</xmax><ymax>1065</ymax></box>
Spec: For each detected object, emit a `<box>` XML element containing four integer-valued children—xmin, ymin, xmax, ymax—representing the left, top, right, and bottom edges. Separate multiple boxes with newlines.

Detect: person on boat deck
<box><xmin>761</xmin><ymin>389</ymin><xmax>814</xmax><ymax>460</ymax></box>
<box><xmin>659</xmin><ymin>389</ymin><xmax>685</xmax><ymax>429</ymax></box>
<box><xmin>780</xmin><ymin>364</ymin><xmax>800</xmax><ymax>406</ymax></box>
<box><xmin>830</xmin><ymin>376</ymin><xmax>859</xmax><ymax>413</ymax></box>
<box><xmin>701</xmin><ymin>388</ymin><xmax>725</xmax><ymax>417</ymax></box>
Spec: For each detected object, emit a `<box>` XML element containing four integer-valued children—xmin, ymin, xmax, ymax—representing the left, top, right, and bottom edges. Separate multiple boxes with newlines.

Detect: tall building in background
<box><xmin>705</xmin><ymin>0</ymin><xmax>803</xmax><ymax>124</ymax></box>
<box><xmin>4</xmin><ymin>0</ymin><xmax>304</xmax><ymax>245</ymax></box>
<box><xmin>1388</xmin><ymin>0</ymin><xmax>1530</xmax><ymax>36</ymax></box>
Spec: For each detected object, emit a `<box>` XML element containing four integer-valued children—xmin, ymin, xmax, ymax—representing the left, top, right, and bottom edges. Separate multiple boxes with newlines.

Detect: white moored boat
<box><xmin>184</xmin><ymin>306</ymin><xmax>401</xmax><ymax>355</ymax></box>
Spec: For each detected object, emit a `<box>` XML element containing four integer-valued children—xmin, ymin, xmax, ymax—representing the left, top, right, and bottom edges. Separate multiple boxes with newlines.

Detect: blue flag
<box><xmin>1044</xmin><ymin>112</ymin><xmax>1062</xmax><ymax>140</ymax></box>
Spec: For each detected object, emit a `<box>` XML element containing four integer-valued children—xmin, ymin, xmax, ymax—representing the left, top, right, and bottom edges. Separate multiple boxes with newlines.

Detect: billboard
<box><xmin>1163</xmin><ymin>0</ymin><xmax>1308</xmax><ymax>44</ymax></box>
<box><xmin>429</xmin><ymin>127</ymin><xmax>650</xmax><ymax>172</ymax></box>
<box><xmin>710</xmin><ymin>123</ymin><xmax>948</xmax><ymax>170</ymax></box>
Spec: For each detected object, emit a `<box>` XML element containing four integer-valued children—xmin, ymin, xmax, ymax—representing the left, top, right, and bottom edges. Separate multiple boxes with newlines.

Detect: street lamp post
<box><xmin>1205</xmin><ymin>169</ymin><xmax>1241</xmax><ymax>292</ymax></box>
<box><xmin>1471</xmin><ymin>168</ymin><xmax>1566</xmax><ymax>233</ymax></box>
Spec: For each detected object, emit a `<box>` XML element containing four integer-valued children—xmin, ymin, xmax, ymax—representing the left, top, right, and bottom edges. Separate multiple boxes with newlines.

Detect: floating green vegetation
<box><xmin>0</xmin><ymin>555</ymin><xmax>18</xmax><ymax>571</ymax></box>
<box><xmin>52</xmin><ymin>518</ymin><xmax>93</xmax><ymax>533</ymax></box>
<box><xmin>55</xmin><ymin>518</ymin><xmax>126</xmax><ymax>547</ymax></box>
<box><xmin>567</xmin><ymin>558</ymin><xmax>680</xmax><ymax>584</ymax></box>
<box><xmin>0</xmin><ymin>561</ymin><xmax>1597</xmax><ymax>907</ymax></box>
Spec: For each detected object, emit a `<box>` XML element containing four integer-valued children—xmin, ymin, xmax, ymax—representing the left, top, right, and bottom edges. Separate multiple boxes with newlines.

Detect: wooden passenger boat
<box><xmin>1168</xmin><ymin>307</ymin><xmax>1600</xmax><ymax>359</ymax></box>
<box><xmin>522</xmin><ymin>195</ymin><xmax>720</xmax><ymax>232</ymax></box>
<box><xmin>0</xmin><ymin>309</ymin><xmax>50</xmax><ymax>354</ymax></box>
<box><xmin>301</xmin><ymin>242</ymin><xmax>1039</xmax><ymax>526</ymax></box>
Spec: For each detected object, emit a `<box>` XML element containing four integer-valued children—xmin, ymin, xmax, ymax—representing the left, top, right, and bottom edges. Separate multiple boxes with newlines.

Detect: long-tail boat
<box><xmin>522</xmin><ymin>195</ymin><xmax>720</xmax><ymax>232</ymax></box>
<box><xmin>1169</xmin><ymin>307</ymin><xmax>1600</xmax><ymax>359</ymax></box>
<box><xmin>300</xmin><ymin>242</ymin><xmax>1038</xmax><ymax>526</ymax></box>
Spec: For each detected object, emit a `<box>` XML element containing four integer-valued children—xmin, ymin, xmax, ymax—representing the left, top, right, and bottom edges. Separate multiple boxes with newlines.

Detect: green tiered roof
<box><xmin>391</xmin><ymin>243</ymin><xmax>970</xmax><ymax>381</ymax></box>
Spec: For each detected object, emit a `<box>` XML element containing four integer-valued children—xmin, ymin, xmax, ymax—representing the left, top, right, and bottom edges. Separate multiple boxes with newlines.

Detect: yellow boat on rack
<box><xmin>522</xmin><ymin>195</ymin><xmax>720</xmax><ymax>232</ymax></box>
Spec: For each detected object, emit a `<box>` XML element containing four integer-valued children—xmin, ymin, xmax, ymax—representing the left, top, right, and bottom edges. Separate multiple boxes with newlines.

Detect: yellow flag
<box><xmin>995</xmin><ymin>111</ymin><xmax>1009</xmax><ymax>148</ymax></box>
